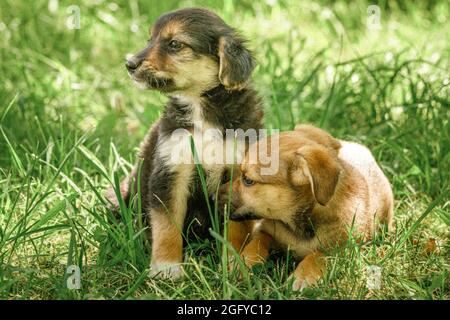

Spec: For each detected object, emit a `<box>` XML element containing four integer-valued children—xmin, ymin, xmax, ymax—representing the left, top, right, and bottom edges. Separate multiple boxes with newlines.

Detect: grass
<box><xmin>0</xmin><ymin>0</ymin><xmax>449</xmax><ymax>300</ymax></box>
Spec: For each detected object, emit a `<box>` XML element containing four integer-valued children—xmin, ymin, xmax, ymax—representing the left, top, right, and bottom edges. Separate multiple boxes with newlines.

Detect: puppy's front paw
<box><xmin>290</xmin><ymin>252</ymin><xmax>325</xmax><ymax>292</ymax></box>
<box><xmin>227</xmin><ymin>250</ymin><xmax>265</xmax><ymax>280</ymax></box>
<box><xmin>150</xmin><ymin>262</ymin><xmax>184</xmax><ymax>280</ymax></box>
<box><xmin>239</xmin><ymin>238</ymin><xmax>269</xmax><ymax>269</ymax></box>
<box><xmin>291</xmin><ymin>275</ymin><xmax>314</xmax><ymax>292</ymax></box>
<box><xmin>240</xmin><ymin>251</ymin><xmax>265</xmax><ymax>269</ymax></box>
<box><xmin>290</xmin><ymin>268</ymin><xmax>321</xmax><ymax>292</ymax></box>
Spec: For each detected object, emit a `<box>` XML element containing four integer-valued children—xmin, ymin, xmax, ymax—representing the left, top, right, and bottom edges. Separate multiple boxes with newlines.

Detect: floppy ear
<box><xmin>218</xmin><ymin>35</ymin><xmax>255</xmax><ymax>90</ymax></box>
<box><xmin>291</xmin><ymin>145</ymin><xmax>341</xmax><ymax>206</ymax></box>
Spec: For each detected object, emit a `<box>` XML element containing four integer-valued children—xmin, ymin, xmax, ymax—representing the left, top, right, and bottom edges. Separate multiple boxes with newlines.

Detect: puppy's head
<box><xmin>126</xmin><ymin>8</ymin><xmax>255</xmax><ymax>94</ymax></box>
<box><xmin>220</xmin><ymin>132</ymin><xmax>342</xmax><ymax>223</ymax></box>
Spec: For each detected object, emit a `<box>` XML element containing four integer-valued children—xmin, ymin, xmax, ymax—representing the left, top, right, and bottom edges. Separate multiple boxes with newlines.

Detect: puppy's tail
<box><xmin>105</xmin><ymin>174</ymin><xmax>133</xmax><ymax>215</ymax></box>
<box><xmin>104</xmin><ymin>120</ymin><xmax>160</xmax><ymax>217</ymax></box>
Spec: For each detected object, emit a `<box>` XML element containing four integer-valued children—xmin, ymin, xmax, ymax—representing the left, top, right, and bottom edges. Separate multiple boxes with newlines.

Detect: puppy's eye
<box><xmin>168</xmin><ymin>40</ymin><xmax>183</xmax><ymax>50</ymax></box>
<box><xmin>242</xmin><ymin>176</ymin><xmax>255</xmax><ymax>187</ymax></box>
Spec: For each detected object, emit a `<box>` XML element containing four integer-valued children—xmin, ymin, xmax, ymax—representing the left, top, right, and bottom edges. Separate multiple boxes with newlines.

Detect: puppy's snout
<box><xmin>218</xmin><ymin>182</ymin><xmax>232</xmax><ymax>210</ymax></box>
<box><xmin>125</xmin><ymin>56</ymin><xmax>143</xmax><ymax>73</ymax></box>
<box><xmin>218</xmin><ymin>180</ymin><xmax>243</xmax><ymax>214</ymax></box>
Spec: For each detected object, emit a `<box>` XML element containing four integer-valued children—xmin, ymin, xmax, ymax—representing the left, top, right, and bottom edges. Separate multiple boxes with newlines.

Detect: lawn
<box><xmin>0</xmin><ymin>0</ymin><xmax>448</xmax><ymax>300</ymax></box>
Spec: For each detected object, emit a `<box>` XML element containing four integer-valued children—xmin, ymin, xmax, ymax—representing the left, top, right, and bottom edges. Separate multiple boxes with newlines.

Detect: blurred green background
<box><xmin>0</xmin><ymin>0</ymin><xmax>448</xmax><ymax>299</ymax></box>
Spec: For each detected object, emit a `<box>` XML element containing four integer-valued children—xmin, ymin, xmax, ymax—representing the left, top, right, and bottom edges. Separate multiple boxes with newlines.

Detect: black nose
<box><xmin>125</xmin><ymin>57</ymin><xmax>142</xmax><ymax>72</ymax></box>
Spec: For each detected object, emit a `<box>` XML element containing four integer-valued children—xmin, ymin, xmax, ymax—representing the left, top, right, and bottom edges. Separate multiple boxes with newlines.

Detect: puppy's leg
<box><xmin>237</xmin><ymin>219</ymin><xmax>297</xmax><ymax>270</ymax></box>
<box><xmin>149</xmin><ymin>164</ymin><xmax>192</xmax><ymax>279</ymax></box>
<box><xmin>149</xmin><ymin>208</ymin><xmax>185</xmax><ymax>279</ymax></box>
<box><xmin>239</xmin><ymin>228</ymin><xmax>272</xmax><ymax>269</ymax></box>
<box><xmin>227</xmin><ymin>220</ymin><xmax>256</xmax><ymax>272</ymax></box>
<box><xmin>227</xmin><ymin>220</ymin><xmax>254</xmax><ymax>253</ymax></box>
<box><xmin>291</xmin><ymin>251</ymin><xmax>325</xmax><ymax>291</ymax></box>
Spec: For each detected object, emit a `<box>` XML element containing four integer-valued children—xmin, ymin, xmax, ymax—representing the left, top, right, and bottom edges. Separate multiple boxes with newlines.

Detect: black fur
<box><xmin>218</xmin><ymin>35</ymin><xmax>255</xmax><ymax>88</ymax></box>
<box><xmin>108</xmin><ymin>8</ymin><xmax>264</xmax><ymax>244</ymax></box>
<box><xmin>139</xmin><ymin>85</ymin><xmax>263</xmax><ymax>240</ymax></box>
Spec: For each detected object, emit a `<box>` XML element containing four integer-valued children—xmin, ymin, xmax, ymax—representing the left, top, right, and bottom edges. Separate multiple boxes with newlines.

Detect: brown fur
<box><xmin>227</xmin><ymin>220</ymin><xmax>255</xmax><ymax>253</ymax></box>
<box><xmin>239</xmin><ymin>226</ymin><xmax>272</xmax><ymax>268</ymax></box>
<box><xmin>220</xmin><ymin>125</ymin><xmax>394</xmax><ymax>290</ymax></box>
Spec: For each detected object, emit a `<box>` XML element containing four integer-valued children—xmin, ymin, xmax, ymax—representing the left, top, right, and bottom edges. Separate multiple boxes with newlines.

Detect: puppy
<box><xmin>220</xmin><ymin>125</ymin><xmax>394</xmax><ymax>290</ymax></box>
<box><xmin>107</xmin><ymin>8</ymin><xmax>264</xmax><ymax>279</ymax></box>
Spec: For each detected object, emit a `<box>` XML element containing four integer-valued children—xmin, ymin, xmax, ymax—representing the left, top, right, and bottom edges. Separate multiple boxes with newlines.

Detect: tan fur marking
<box><xmin>150</xmin><ymin>164</ymin><xmax>193</xmax><ymax>265</ymax></box>
<box><xmin>160</xmin><ymin>20</ymin><xmax>184</xmax><ymax>38</ymax></box>
<box><xmin>170</xmin><ymin>56</ymin><xmax>219</xmax><ymax>96</ymax></box>
<box><xmin>150</xmin><ymin>209</ymin><xmax>183</xmax><ymax>264</ymax></box>
<box><xmin>217</xmin><ymin>37</ymin><xmax>229</xmax><ymax>87</ymax></box>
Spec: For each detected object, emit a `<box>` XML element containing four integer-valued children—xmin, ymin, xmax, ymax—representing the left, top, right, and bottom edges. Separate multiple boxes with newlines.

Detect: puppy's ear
<box><xmin>291</xmin><ymin>145</ymin><xmax>341</xmax><ymax>206</ymax></box>
<box><xmin>218</xmin><ymin>35</ymin><xmax>255</xmax><ymax>90</ymax></box>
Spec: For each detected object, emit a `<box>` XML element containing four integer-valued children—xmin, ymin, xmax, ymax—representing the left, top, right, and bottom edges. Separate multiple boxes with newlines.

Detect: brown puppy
<box><xmin>107</xmin><ymin>8</ymin><xmax>264</xmax><ymax>279</ymax></box>
<box><xmin>220</xmin><ymin>125</ymin><xmax>394</xmax><ymax>290</ymax></box>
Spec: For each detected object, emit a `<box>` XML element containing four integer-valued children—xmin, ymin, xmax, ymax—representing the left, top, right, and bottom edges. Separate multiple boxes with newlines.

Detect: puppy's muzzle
<box><xmin>218</xmin><ymin>185</ymin><xmax>260</xmax><ymax>221</ymax></box>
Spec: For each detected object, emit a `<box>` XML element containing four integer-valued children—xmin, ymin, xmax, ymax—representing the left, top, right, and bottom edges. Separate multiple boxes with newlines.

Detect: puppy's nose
<box><xmin>125</xmin><ymin>57</ymin><xmax>142</xmax><ymax>73</ymax></box>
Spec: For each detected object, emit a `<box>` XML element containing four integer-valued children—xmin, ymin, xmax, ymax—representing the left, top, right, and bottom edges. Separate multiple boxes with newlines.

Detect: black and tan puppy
<box><xmin>220</xmin><ymin>125</ymin><xmax>394</xmax><ymax>290</ymax></box>
<box><xmin>107</xmin><ymin>8</ymin><xmax>263</xmax><ymax>278</ymax></box>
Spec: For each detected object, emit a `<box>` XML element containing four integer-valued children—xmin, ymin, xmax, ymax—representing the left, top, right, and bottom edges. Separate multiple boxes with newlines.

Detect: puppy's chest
<box><xmin>158</xmin><ymin>99</ymin><xmax>231</xmax><ymax>192</ymax></box>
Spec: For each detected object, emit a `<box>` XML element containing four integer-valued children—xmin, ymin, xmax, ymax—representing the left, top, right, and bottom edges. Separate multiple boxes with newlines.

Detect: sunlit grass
<box><xmin>0</xmin><ymin>0</ymin><xmax>448</xmax><ymax>299</ymax></box>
